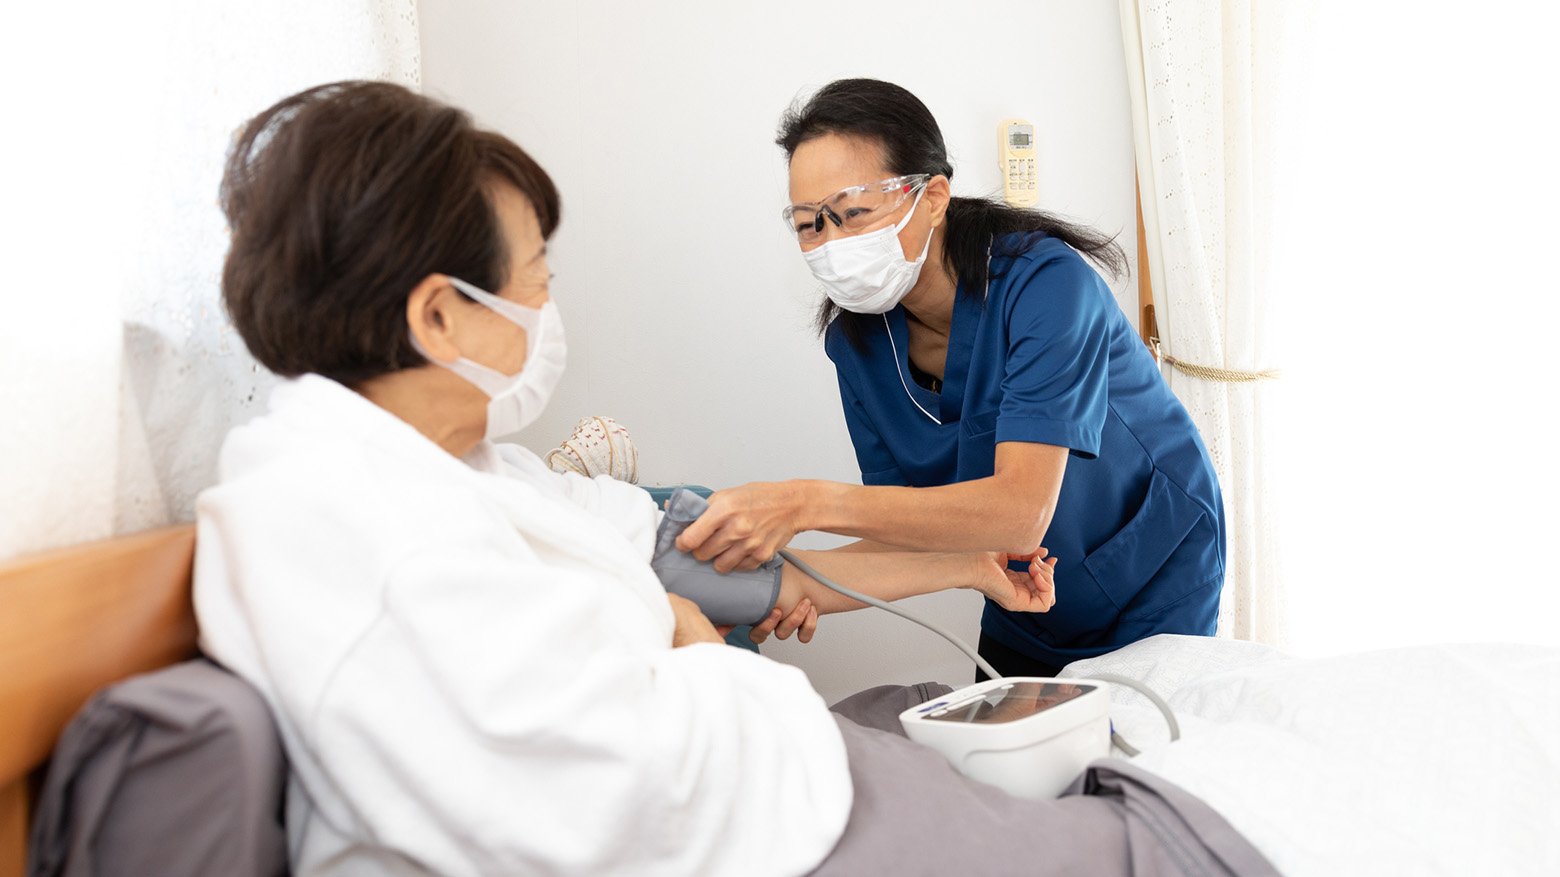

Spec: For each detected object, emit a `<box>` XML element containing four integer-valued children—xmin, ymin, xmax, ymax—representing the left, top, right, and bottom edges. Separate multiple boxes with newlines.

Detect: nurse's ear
<box><xmin>405</xmin><ymin>273</ymin><xmax>465</xmax><ymax>364</ymax></box>
<box><xmin>924</xmin><ymin>174</ymin><xmax>953</xmax><ymax>228</ymax></box>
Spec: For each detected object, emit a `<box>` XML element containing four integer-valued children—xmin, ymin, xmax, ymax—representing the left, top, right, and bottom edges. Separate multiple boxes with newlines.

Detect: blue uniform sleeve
<box><xmin>996</xmin><ymin>254</ymin><xmax>1112</xmax><ymax>459</ymax></box>
<box><xmin>836</xmin><ymin>372</ymin><xmax>907</xmax><ymax>486</ymax></box>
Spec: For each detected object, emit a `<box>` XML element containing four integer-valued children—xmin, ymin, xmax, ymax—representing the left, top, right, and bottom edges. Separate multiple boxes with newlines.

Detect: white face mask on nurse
<box><xmin>790</xmin><ymin>173</ymin><xmax>932</xmax><ymax>314</ymax></box>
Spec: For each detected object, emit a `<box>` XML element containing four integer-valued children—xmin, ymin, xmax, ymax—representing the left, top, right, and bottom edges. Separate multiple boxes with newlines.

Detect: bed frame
<box><xmin>0</xmin><ymin>526</ymin><xmax>199</xmax><ymax>877</ymax></box>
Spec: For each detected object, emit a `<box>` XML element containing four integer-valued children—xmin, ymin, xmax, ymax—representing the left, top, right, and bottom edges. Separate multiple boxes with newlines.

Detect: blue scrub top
<box><xmin>825</xmin><ymin>233</ymin><xmax>1225</xmax><ymax>667</ymax></box>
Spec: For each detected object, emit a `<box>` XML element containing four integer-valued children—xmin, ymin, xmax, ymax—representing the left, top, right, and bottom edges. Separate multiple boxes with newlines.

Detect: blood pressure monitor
<box><xmin>900</xmin><ymin>678</ymin><xmax>1111</xmax><ymax>799</ymax></box>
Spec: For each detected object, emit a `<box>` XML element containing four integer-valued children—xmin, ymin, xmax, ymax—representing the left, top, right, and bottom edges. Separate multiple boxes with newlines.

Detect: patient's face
<box><xmin>492</xmin><ymin>184</ymin><xmax>552</xmax><ymax>310</ymax></box>
<box><xmin>455</xmin><ymin>184</ymin><xmax>553</xmax><ymax>375</ymax></box>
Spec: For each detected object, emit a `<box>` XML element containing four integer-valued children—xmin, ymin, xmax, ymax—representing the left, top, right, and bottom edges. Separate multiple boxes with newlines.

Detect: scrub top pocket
<box><xmin>1080</xmin><ymin>468</ymin><xmax>1208</xmax><ymax>612</ymax></box>
<box><xmin>960</xmin><ymin>408</ymin><xmax>999</xmax><ymax>438</ymax></box>
<box><xmin>954</xmin><ymin>410</ymin><xmax>999</xmax><ymax>480</ymax></box>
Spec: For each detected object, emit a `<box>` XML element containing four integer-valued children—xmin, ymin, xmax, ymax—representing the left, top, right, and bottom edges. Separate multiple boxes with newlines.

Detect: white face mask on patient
<box><xmin>801</xmin><ymin>188</ymin><xmax>932</xmax><ymax>315</ymax></box>
<box><xmin>412</xmin><ymin>275</ymin><xmax>567</xmax><ymax>440</ymax></box>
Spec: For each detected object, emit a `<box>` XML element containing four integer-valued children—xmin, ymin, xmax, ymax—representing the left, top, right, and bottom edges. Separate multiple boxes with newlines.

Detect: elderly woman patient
<box><xmin>195</xmin><ymin>81</ymin><xmax>1272</xmax><ymax>876</ymax></box>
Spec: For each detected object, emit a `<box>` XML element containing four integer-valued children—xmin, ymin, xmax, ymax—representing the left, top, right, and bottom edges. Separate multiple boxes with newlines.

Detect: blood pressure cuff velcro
<box><xmin>650</xmin><ymin>488</ymin><xmax>783</xmax><ymax>627</ymax></box>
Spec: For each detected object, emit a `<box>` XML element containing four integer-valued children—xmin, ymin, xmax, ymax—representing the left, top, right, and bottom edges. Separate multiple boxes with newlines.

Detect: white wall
<box><xmin>0</xmin><ymin>1</ymin><xmax>421</xmax><ymax>560</ymax></box>
<box><xmin>419</xmin><ymin>0</ymin><xmax>1137</xmax><ymax>702</ymax></box>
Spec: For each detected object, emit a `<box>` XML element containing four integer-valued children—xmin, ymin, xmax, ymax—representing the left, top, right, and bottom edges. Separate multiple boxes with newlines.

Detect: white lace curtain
<box><xmin>0</xmin><ymin>2</ymin><xmax>421</xmax><ymax>559</ymax></box>
<box><xmin>1118</xmin><ymin>0</ymin><xmax>1300</xmax><ymax>645</ymax></box>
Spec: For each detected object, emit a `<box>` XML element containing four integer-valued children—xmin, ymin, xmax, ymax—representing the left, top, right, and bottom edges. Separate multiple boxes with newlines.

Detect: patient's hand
<box><xmin>970</xmin><ymin>548</ymin><xmax>1057</xmax><ymax>612</ymax></box>
<box><xmin>669</xmin><ymin>594</ymin><xmax>726</xmax><ymax>647</ymax></box>
<box><xmin>744</xmin><ymin>598</ymin><xmax>818</xmax><ymax>646</ymax></box>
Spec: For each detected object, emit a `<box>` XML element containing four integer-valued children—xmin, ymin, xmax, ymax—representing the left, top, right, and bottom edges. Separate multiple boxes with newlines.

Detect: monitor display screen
<box><xmin>924</xmin><ymin>682</ymin><xmax>1092</xmax><ymax>724</ymax></box>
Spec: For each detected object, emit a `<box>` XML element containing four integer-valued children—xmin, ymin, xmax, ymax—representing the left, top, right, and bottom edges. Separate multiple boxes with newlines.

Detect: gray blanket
<box><xmin>33</xmin><ymin>663</ymin><xmax>1271</xmax><ymax>876</ymax></box>
<box><xmin>814</xmin><ymin>684</ymin><xmax>1276</xmax><ymax>877</ymax></box>
<box><xmin>28</xmin><ymin>660</ymin><xmax>288</xmax><ymax>877</ymax></box>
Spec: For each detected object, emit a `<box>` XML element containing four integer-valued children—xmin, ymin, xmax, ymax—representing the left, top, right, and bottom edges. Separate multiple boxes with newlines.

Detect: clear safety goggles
<box><xmin>781</xmin><ymin>173</ymin><xmax>931</xmax><ymax>244</ymax></box>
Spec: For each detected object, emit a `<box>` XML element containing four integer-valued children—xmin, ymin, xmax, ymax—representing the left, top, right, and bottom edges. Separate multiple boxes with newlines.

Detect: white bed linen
<box><xmin>1062</xmin><ymin>635</ymin><xmax>1560</xmax><ymax>876</ymax></box>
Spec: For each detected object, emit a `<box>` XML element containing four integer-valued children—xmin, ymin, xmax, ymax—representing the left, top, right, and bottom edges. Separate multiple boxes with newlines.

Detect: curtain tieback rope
<box><xmin>1149</xmin><ymin>335</ymin><xmax>1280</xmax><ymax>383</ymax></box>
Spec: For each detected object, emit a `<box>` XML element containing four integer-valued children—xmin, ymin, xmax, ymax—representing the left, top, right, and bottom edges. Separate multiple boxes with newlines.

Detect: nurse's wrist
<box><xmin>948</xmin><ymin>552</ymin><xmax>985</xmax><ymax>586</ymax></box>
<box><xmin>800</xmin><ymin>480</ymin><xmax>854</xmax><ymax>534</ymax></box>
<box><xmin>958</xmin><ymin>552</ymin><xmax>1006</xmax><ymax>601</ymax></box>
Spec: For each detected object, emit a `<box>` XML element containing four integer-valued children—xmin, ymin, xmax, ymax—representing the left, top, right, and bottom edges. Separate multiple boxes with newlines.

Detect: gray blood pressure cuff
<box><xmin>651</xmin><ymin>489</ymin><xmax>783</xmax><ymax>627</ymax></box>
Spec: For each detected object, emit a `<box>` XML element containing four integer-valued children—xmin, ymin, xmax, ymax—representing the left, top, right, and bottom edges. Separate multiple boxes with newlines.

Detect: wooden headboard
<box><xmin>0</xmin><ymin>526</ymin><xmax>199</xmax><ymax>877</ymax></box>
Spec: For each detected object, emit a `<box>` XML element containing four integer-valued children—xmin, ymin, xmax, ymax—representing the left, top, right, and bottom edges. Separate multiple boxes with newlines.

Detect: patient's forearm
<box><xmin>832</xmin><ymin>538</ymin><xmax>915</xmax><ymax>553</ymax></box>
<box><xmin>777</xmin><ymin>549</ymin><xmax>976</xmax><ymax>615</ymax></box>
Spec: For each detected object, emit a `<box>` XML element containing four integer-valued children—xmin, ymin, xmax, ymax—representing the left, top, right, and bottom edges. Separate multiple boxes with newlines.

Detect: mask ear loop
<box><xmin>408</xmin><ymin>331</ymin><xmax>514</xmax><ymax>398</ymax></box>
<box><xmin>892</xmin><ymin>184</ymin><xmax>928</xmax><ymax>236</ymax></box>
<box><xmin>408</xmin><ymin>275</ymin><xmax>543</xmax><ymax>397</ymax></box>
<box><xmin>446</xmin><ymin>276</ymin><xmax>544</xmax><ymax>340</ymax></box>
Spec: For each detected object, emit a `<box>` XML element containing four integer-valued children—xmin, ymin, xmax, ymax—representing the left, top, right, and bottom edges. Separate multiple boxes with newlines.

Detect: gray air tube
<box><xmin>650</xmin><ymin>489</ymin><xmax>783</xmax><ymax>627</ymax></box>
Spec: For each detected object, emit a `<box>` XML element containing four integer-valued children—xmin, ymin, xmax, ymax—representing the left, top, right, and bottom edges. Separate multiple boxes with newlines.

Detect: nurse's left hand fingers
<box><xmin>1030</xmin><ymin>555</ymin><xmax>1058</xmax><ymax>575</ymax></box>
<box><xmin>1030</xmin><ymin>556</ymin><xmax>1058</xmax><ymax>609</ymax></box>
<box><xmin>996</xmin><ymin>569</ymin><xmax>1049</xmax><ymax>612</ymax></box>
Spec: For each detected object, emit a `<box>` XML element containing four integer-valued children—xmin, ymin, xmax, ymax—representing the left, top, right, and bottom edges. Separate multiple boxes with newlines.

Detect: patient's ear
<box><xmin>406</xmin><ymin>274</ymin><xmax>462</xmax><ymax>363</ymax></box>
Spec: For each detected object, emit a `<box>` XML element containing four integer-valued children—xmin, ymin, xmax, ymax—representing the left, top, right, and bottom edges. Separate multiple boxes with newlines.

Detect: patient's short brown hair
<box><xmin>219</xmin><ymin>80</ymin><xmax>559</xmax><ymax>384</ymax></box>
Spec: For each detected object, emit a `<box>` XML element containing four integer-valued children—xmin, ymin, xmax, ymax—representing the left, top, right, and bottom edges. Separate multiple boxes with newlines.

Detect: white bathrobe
<box><xmin>194</xmin><ymin>375</ymin><xmax>851</xmax><ymax>876</ymax></box>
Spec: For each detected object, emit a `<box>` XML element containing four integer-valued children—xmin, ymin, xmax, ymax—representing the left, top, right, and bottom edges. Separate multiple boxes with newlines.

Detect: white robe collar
<box><xmin>260</xmin><ymin>374</ymin><xmax>670</xmax><ymax>627</ymax></box>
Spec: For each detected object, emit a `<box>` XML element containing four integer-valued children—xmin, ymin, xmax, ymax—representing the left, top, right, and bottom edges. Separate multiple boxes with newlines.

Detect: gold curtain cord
<box><xmin>1136</xmin><ymin>194</ymin><xmax>1278</xmax><ymax>385</ymax></box>
<box><xmin>1147</xmin><ymin>334</ymin><xmax>1281</xmax><ymax>383</ymax></box>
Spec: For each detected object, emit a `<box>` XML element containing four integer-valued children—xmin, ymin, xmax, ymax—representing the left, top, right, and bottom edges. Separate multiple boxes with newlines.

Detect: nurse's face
<box><xmin>786</xmin><ymin>133</ymin><xmax>948</xmax><ymax>256</ymax></box>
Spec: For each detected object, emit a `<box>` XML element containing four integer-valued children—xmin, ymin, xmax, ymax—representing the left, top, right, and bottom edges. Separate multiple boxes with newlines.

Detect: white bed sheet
<box><xmin>1061</xmin><ymin>635</ymin><xmax>1560</xmax><ymax>876</ymax></box>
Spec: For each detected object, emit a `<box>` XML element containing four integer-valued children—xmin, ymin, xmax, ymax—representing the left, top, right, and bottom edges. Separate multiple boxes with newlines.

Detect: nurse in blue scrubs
<box><xmin>678</xmin><ymin>78</ymin><xmax>1225</xmax><ymax>677</ymax></box>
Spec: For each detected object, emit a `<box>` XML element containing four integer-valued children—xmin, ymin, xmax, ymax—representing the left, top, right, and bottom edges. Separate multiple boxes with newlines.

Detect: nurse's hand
<box><xmin>668</xmin><ymin>594</ymin><xmax>726</xmax><ymax>647</ymax></box>
<box><xmin>676</xmin><ymin>481</ymin><xmax>807</xmax><ymax>573</ymax></box>
<box><xmin>970</xmin><ymin>548</ymin><xmax>1057</xmax><ymax>612</ymax></box>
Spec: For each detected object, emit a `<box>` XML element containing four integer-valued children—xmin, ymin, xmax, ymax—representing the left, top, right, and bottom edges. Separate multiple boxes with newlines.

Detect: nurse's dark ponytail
<box><xmin>776</xmin><ymin>78</ymin><xmax>1127</xmax><ymax>347</ymax></box>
